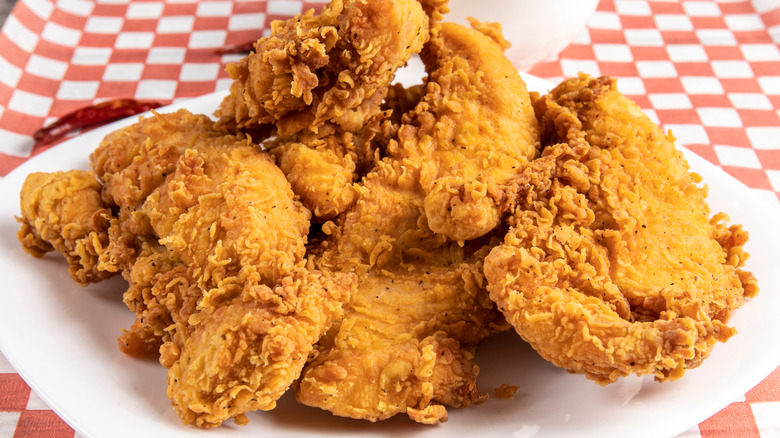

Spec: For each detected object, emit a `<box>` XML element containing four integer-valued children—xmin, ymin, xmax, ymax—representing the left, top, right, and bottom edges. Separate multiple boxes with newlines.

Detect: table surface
<box><xmin>0</xmin><ymin>0</ymin><xmax>779</xmax><ymax>437</ymax></box>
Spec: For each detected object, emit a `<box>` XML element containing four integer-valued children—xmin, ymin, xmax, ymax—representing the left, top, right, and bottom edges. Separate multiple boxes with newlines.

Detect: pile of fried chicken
<box><xmin>16</xmin><ymin>0</ymin><xmax>758</xmax><ymax>429</ymax></box>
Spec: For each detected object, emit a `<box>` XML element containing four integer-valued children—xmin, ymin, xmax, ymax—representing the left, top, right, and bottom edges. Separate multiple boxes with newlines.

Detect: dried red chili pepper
<box><xmin>33</xmin><ymin>99</ymin><xmax>163</xmax><ymax>146</ymax></box>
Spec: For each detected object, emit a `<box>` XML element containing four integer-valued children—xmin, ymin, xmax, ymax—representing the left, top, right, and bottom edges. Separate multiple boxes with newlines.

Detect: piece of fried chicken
<box><xmin>17</xmin><ymin>170</ymin><xmax>115</xmax><ymax>284</ymax></box>
<box><xmin>215</xmin><ymin>0</ymin><xmax>430</xmax><ymax>220</ymax></box>
<box><xmin>216</xmin><ymin>0</ymin><xmax>427</xmax><ymax>137</ymax></box>
<box><xmin>87</xmin><ymin>111</ymin><xmax>356</xmax><ymax>427</ymax></box>
<box><xmin>89</xmin><ymin>110</ymin><xmax>242</xmax><ymax>271</ymax></box>
<box><xmin>297</xmin><ymin>148</ymin><xmax>507</xmax><ymax>424</ymax></box>
<box><xmin>14</xmin><ymin>110</ymin><xmax>356</xmax><ymax>427</ymax></box>
<box><xmin>292</xmin><ymin>19</ymin><xmax>543</xmax><ymax>424</ymax></box>
<box><xmin>166</xmin><ymin>265</ymin><xmax>353</xmax><ymax>428</ymax></box>
<box><xmin>120</xmin><ymin>240</ymin><xmax>353</xmax><ymax>429</ymax></box>
<box><xmin>393</xmin><ymin>21</ymin><xmax>540</xmax><ymax>242</ymax></box>
<box><xmin>484</xmin><ymin>74</ymin><xmax>758</xmax><ymax>384</ymax></box>
<box><xmin>117</xmin><ymin>132</ymin><xmax>315</xmax><ymax>356</ymax></box>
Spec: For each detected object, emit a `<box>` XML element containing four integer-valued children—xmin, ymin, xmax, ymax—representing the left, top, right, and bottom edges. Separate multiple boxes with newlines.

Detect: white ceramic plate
<box><xmin>1</xmin><ymin>74</ymin><xmax>779</xmax><ymax>438</ymax></box>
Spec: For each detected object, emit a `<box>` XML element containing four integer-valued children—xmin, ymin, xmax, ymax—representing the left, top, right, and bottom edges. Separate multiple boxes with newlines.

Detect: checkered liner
<box><xmin>0</xmin><ymin>0</ymin><xmax>330</xmax><ymax>173</ymax></box>
<box><xmin>1</xmin><ymin>0</ymin><xmax>779</xmax><ymax>205</ymax></box>
<box><xmin>0</xmin><ymin>0</ymin><xmax>779</xmax><ymax>437</ymax></box>
<box><xmin>529</xmin><ymin>0</ymin><xmax>780</xmax><ymax>207</ymax></box>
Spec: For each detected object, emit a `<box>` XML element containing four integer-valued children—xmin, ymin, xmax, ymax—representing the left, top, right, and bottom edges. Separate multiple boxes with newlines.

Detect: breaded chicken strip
<box><xmin>216</xmin><ymin>0</ymin><xmax>427</xmax><ymax>136</ymax></box>
<box><xmin>215</xmin><ymin>0</ymin><xmax>429</xmax><ymax>220</ymax></box>
<box><xmin>484</xmin><ymin>74</ymin><xmax>758</xmax><ymax>384</ymax></box>
<box><xmin>90</xmin><ymin>110</ymin><xmax>242</xmax><ymax>270</ymax></box>
<box><xmin>394</xmin><ymin>21</ymin><xmax>540</xmax><ymax>242</ymax></box>
<box><xmin>296</xmin><ymin>120</ymin><xmax>507</xmax><ymax>424</ymax></box>
<box><xmin>142</xmin><ymin>143</ymin><xmax>311</xmax><ymax>285</ymax></box>
<box><xmin>168</xmin><ymin>268</ymin><xmax>353</xmax><ymax>427</ymax></box>
<box><xmin>117</xmin><ymin>241</ymin><xmax>354</xmax><ymax>428</ymax></box>
<box><xmin>118</xmin><ymin>138</ymin><xmax>312</xmax><ymax>354</ymax></box>
<box><xmin>84</xmin><ymin>110</ymin><xmax>356</xmax><ymax>427</ymax></box>
<box><xmin>17</xmin><ymin>170</ymin><xmax>115</xmax><ymax>284</ymax></box>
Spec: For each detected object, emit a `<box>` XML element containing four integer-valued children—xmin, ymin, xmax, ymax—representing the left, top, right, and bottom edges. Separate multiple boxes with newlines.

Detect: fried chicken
<box><xmin>289</xmin><ymin>18</ymin><xmax>543</xmax><ymax>424</ymax></box>
<box><xmin>297</xmin><ymin>147</ymin><xmax>507</xmax><ymax>424</ymax></box>
<box><xmin>117</xmin><ymin>131</ymin><xmax>314</xmax><ymax>355</ymax></box>
<box><xmin>392</xmin><ymin>21</ymin><xmax>540</xmax><ymax>242</ymax></box>
<box><xmin>89</xmin><ymin>110</ymin><xmax>238</xmax><ymax>271</ymax></box>
<box><xmin>88</xmin><ymin>111</ymin><xmax>357</xmax><ymax>427</ymax></box>
<box><xmin>117</xmin><ymin>240</ymin><xmax>354</xmax><ymax>428</ymax></box>
<box><xmin>167</xmin><ymin>267</ymin><xmax>353</xmax><ymax>427</ymax></box>
<box><xmin>216</xmin><ymin>0</ymin><xmax>427</xmax><ymax>136</ymax></box>
<box><xmin>17</xmin><ymin>170</ymin><xmax>115</xmax><ymax>284</ymax></box>
<box><xmin>91</xmin><ymin>110</ymin><xmax>225</xmax><ymax>215</ymax></box>
<box><xmin>215</xmin><ymin>0</ymin><xmax>430</xmax><ymax>220</ymax></box>
<box><xmin>141</xmin><ymin>142</ymin><xmax>311</xmax><ymax>286</ymax></box>
<box><xmin>15</xmin><ymin>109</ymin><xmax>357</xmax><ymax>427</ymax></box>
<box><xmin>484</xmin><ymin>74</ymin><xmax>758</xmax><ymax>384</ymax></box>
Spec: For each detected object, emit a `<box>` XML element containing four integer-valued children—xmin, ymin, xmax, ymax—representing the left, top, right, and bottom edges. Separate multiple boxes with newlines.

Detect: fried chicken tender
<box><xmin>87</xmin><ymin>111</ymin><xmax>356</xmax><ymax>427</ymax></box>
<box><xmin>117</xmin><ymin>135</ymin><xmax>313</xmax><ymax>354</ymax></box>
<box><xmin>17</xmin><ymin>170</ymin><xmax>115</xmax><ymax>284</ymax></box>
<box><xmin>142</xmin><ymin>142</ymin><xmax>311</xmax><ymax>286</ymax></box>
<box><xmin>168</xmin><ymin>268</ymin><xmax>353</xmax><ymax>427</ymax></box>
<box><xmin>90</xmin><ymin>110</ymin><xmax>242</xmax><ymax>271</ymax></box>
<box><xmin>216</xmin><ymin>0</ymin><xmax>427</xmax><ymax>135</ymax></box>
<box><xmin>215</xmin><ymin>0</ymin><xmax>430</xmax><ymax>220</ymax></box>
<box><xmin>296</xmin><ymin>91</ymin><xmax>508</xmax><ymax>423</ymax></box>
<box><xmin>297</xmin><ymin>164</ymin><xmax>505</xmax><ymax>424</ymax></box>
<box><xmin>292</xmin><ymin>19</ymin><xmax>543</xmax><ymax>424</ymax></box>
<box><xmin>484</xmin><ymin>74</ymin><xmax>758</xmax><ymax>384</ymax></box>
<box><xmin>116</xmin><ymin>239</ymin><xmax>354</xmax><ymax>428</ymax></box>
<box><xmin>393</xmin><ymin>21</ymin><xmax>540</xmax><ymax>242</ymax></box>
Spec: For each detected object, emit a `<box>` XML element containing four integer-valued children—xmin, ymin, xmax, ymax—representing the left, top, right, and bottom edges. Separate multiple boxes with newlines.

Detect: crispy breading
<box><xmin>292</xmin><ymin>20</ymin><xmax>542</xmax><ymax>424</ymax></box>
<box><xmin>484</xmin><ymin>74</ymin><xmax>758</xmax><ymax>384</ymax></box>
<box><xmin>90</xmin><ymin>110</ymin><xmax>240</xmax><ymax>271</ymax></box>
<box><xmin>17</xmin><ymin>170</ymin><xmax>115</xmax><ymax>284</ymax></box>
<box><xmin>91</xmin><ymin>110</ymin><xmax>226</xmax><ymax>214</ymax></box>
<box><xmin>215</xmin><ymin>0</ymin><xmax>428</xmax><ymax>136</ymax></box>
<box><xmin>296</xmin><ymin>101</ymin><xmax>508</xmax><ymax>424</ymax></box>
<box><xmin>298</xmin><ymin>166</ymin><xmax>506</xmax><ymax>423</ymax></box>
<box><xmin>391</xmin><ymin>21</ymin><xmax>540</xmax><ymax>242</ymax></box>
<box><xmin>215</xmin><ymin>0</ymin><xmax>430</xmax><ymax>220</ymax></box>
<box><xmin>168</xmin><ymin>268</ymin><xmax>353</xmax><ymax>427</ymax></box>
<box><xmin>142</xmin><ymin>142</ymin><xmax>311</xmax><ymax>286</ymax></box>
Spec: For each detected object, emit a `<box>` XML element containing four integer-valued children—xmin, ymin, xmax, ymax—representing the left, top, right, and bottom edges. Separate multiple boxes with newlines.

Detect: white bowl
<box><xmin>446</xmin><ymin>0</ymin><xmax>600</xmax><ymax>70</ymax></box>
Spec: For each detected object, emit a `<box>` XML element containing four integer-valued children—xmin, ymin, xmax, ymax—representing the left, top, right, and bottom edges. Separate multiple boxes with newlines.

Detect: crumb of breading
<box><xmin>495</xmin><ymin>384</ymin><xmax>520</xmax><ymax>400</ymax></box>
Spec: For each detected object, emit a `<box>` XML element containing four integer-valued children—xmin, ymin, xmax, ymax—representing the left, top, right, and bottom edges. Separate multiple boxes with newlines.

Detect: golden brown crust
<box><xmin>215</xmin><ymin>0</ymin><xmax>428</xmax><ymax>136</ymax></box>
<box><xmin>396</xmin><ymin>22</ymin><xmax>540</xmax><ymax>242</ymax></box>
<box><xmin>214</xmin><ymin>0</ymin><xmax>430</xmax><ymax>220</ymax></box>
<box><xmin>484</xmin><ymin>74</ymin><xmax>757</xmax><ymax>384</ymax></box>
<box><xmin>17</xmin><ymin>170</ymin><xmax>115</xmax><ymax>285</ymax></box>
<box><xmin>293</xmin><ymin>29</ymin><xmax>525</xmax><ymax>417</ymax></box>
<box><xmin>168</xmin><ymin>269</ymin><xmax>354</xmax><ymax>428</ymax></box>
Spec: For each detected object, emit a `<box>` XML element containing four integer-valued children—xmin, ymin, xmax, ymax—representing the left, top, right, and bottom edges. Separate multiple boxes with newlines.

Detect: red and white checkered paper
<box><xmin>529</xmin><ymin>0</ymin><xmax>780</xmax><ymax>208</ymax></box>
<box><xmin>1</xmin><ymin>0</ymin><xmax>779</xmax><ymax>437</ymax></box>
